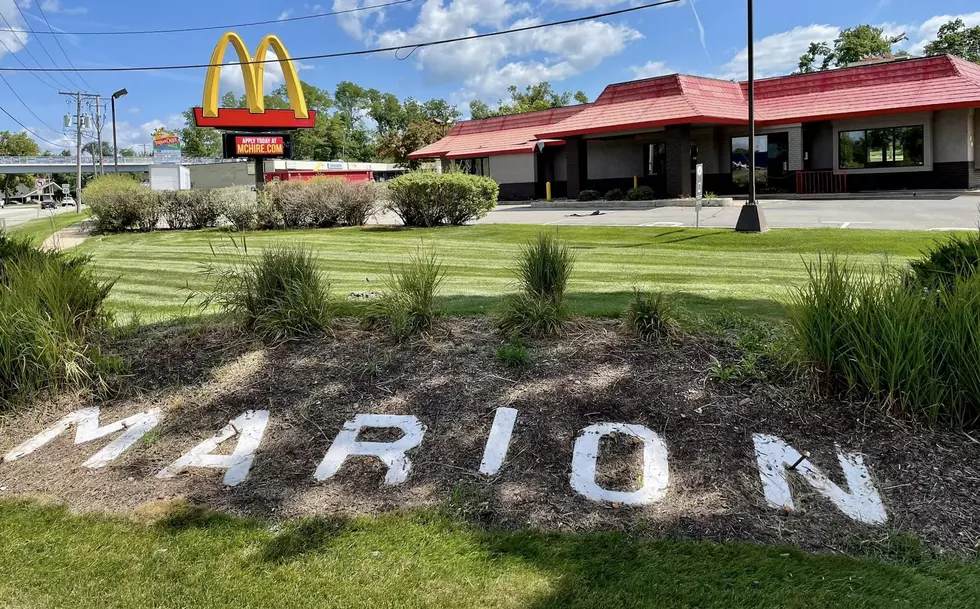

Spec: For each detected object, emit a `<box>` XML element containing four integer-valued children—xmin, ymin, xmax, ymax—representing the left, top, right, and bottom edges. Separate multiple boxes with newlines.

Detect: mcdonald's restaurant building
<box><xmin>410</xmin><ymin>55</ymin><xmax>980</xmax><ymax>200</ymax></box>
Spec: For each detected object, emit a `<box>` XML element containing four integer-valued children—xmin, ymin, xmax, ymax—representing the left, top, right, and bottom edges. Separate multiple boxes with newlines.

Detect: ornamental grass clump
<box><xmin>368</xmin><ymin>246</ymin><xmax>446</xmax><ymax>342</ymax></box>
<box><xmin>624</xmin><ymin>290</ymin><xmax>678</xmax><ymax>341</ymax></box>
<box><xmin>790</xmin><ymin>252</ymin><xmax>980</xmax><ymax>428</ymax></box>
<box><xmin>199</xmin><ymin>239</ymin><xmax>331</xmax><ymax>342</ymax></box>
<box><xmin>496</xmin><ymin>233</ymin><xmax>575</xmax><ymax>337</ymax></box>
<box><xmin>0</xmin><ymin>231</ymin><xmax>115</xmax><ymax>408</ymax></box>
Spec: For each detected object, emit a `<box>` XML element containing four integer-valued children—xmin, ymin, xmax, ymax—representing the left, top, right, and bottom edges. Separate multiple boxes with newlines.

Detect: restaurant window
<box><xmin>838</xmin><ymin>126</ymin><xmax>924</xmax><ymax>169</ymax></box>
<box><xmin>456</xmin><ymin>157</ymin><xmax>490</xmax><ymax>176</ymax></box>
<box><xmin>645</xmin><ymin>142</ymin><xmax>666</xmax><ymax>176</ymax></box>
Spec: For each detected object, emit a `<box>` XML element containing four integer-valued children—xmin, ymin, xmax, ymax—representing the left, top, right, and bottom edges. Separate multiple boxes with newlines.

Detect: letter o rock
<box><xmin>570</xmin><ymin>423</ymin><xmax>670</xmax><ymax>506</ymax></box>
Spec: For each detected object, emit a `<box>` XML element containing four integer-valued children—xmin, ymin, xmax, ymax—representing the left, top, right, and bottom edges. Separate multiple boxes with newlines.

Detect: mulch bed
<box><xmin>1</xmin><ymin>318</ymin><xmax>978</xmax><ymax>556</ymax></box>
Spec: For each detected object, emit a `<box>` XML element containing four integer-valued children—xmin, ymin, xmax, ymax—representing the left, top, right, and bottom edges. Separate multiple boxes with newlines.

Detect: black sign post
<box><xmin>695</xmin><ymin>163</ymin><xmax>704</xmax><ymax>228</ymax></box>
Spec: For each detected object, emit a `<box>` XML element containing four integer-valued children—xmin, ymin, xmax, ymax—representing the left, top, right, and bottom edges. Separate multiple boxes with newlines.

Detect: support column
<box><xmin>666</xmin><ymin>124</ymin><xmax>692</xmax><ymax>198</ymax></box>
<box><xmin>566</xmin><ymin>137</ymin><xmax>588</xmax><ymax>199</ymax></box>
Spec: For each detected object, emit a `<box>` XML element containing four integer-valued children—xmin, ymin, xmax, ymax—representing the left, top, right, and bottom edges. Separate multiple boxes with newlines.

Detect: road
<box><xmin>473</xmin><ymin>196</ymin><xmax>980</xmax><ymax>231</ymax></box>
<box><xmin>0</xmin><ymin>204</ymin><xmax>75</xmax><ymax>230</ymax></box>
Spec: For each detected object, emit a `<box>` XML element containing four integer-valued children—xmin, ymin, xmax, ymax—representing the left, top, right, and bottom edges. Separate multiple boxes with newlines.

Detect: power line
<box><xmin>0</xmin><ymin>71</ymin><xmax>61</xmax><ymax>133</ymax></box>
<box><xmin>0</xmin><ymin>10</ymin><xmax>70</xmax><ymax>89</ymax></box>
<box><xmin>0</xmin><ymin>0</ymin><xmax>415</xmax><ymax>36</ymax></box>
<box><xmin>0</xmin><ymin>31</ymin><xmax>62</xmax><ymax>90</ymax></box>
<box><xmin>0</xmin><ymin>0</ymin><xmax>682</xmax><ymax>73</ymax></box>
<box><xmin>0</xmin><ymin>102</ymin><xmax>65</xmax><ymax>147</ymax></box>
<box><xmin>32</xmin><ymin>0</ymin><xmax>96</xmax><ymax>92</ymax></box>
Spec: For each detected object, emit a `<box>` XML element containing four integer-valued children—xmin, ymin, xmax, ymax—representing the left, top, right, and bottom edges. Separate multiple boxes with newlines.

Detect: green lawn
<box><xmin>1</xmin><ymin>500</ymin><xmax>977</xmax><ymax>609</ymax></box>
<box><xmin>8</xmin><ymin>210</ymin><xmax>90</xmax><ymax>244</ymax></box>
<box><xmin>79</xmin><ymin>225</ymin><xmax>949</xmax><ymax>323</ymax></box>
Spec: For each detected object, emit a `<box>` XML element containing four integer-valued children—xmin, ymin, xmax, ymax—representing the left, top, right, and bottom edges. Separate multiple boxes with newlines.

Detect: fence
<box><xmin>796</xmin><ymin>170</ymin><xmax>848</xmax><ymax>194</ymax></box>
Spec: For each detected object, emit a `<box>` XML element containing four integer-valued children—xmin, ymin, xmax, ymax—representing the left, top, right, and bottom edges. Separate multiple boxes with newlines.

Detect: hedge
<box><xmin>385</xmin><ymin>172</ymin><xmax>498</xmax><ymax>227</ymax></box>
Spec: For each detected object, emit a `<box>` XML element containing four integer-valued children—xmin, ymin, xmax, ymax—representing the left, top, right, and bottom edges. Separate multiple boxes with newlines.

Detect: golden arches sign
<box><xmin>202</xmin><ymin>32</ymin><xmax>308</xmax><ymax>120</ymax></box>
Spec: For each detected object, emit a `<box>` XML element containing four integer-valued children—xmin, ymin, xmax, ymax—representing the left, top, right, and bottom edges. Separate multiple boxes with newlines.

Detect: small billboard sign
<box><xmin>152</xmin><ymin>128</ymin><xmax>181</xmax><ymax>165</ymax></box>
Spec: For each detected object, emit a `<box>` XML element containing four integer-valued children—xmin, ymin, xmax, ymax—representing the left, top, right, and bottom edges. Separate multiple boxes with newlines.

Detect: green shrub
<box><xmin>496</xmin><ymin>233</ymin><xmax>575</xmax><ymax>337</ymax></box>
<box><xmin>133</xmin><ymin>191</ymin><xmax>161</xmax><ymax>232</ymax></box>
<box><xmin>200</xmin><ymin>240</ymin><xmax>331</xmax><ymax>341</ymax></box>
<box><xmin>627</xmin><ymin>186</ymin><xmax>655</xmax><ymax>201</ymax></box>
<box><xmin>791</xmin><ymin>255</ymin><xmax>980</xmax><ymax>427</ymax></box>
<box><xmin>908</xmin><ymin>231</ymin><xmax>980</xmax><ymax>292</ymax></box>
<box><xmin>495</xmin><ymin>335</ymin><xmax>532</xmax><ymax>368</ymax></box>
<box><xmin>256</xmin><ymin>191</ymin><xmax>285</xmax><ymax>230</ymax></box>
<box><xmin>183</xmin><ymin>190</ymin><xmax>222</xmax><ymax>229</ymax></box>
<box><xmin>335</xmin><ymin>181</ymin><xmax>384</xmax><ymax>226</ymax></box>
<box><xmin>0</xmin><ymin>231</ymin><xmax>114</xmax><ymax>407</ymax></box>
<box><xmin>368</xmin><ymin>246</ymin><xmax>445</xmax><ymax>342</ymax></box>
<box><xmin>264</xmin><ymin>180</ymin><xmax>308</xmax><ymax>228</ymax></box>
<box><xmin>578</xmin><ymin>190</ymin><xmax>600</xmax><ymax>202</ymax></box>
<box><xmin>302</xmin><ymin>177</ymin><xmax>342</xmax><ymax>228</ymax></box>
<box><xmin>160</xmin><ymin>190</ymin><xmax>189</xmax><ymax>230</ymax></box>
<box><xmin>216</xmin><ymin>186</ymin><xmax>258</xmax><ymax>232</ymax></box>
<box><xmin>386</xmin><ymin>172</ymin><xmax>498</xmax><ymax>227</ymax></box>
<box><xmin>624</xmin><ymin>290</ymin><xmax>677</xmax><ymax>341</ymax></box>
<box><xmin>83</xmin><ymin>174</ymin><xmax>146</xmax><ymax>233</ymax></box>
<box><xmin>604</xmin><ymin>189</ymin><xmax>625</xmax><ymax>201</ymax></box>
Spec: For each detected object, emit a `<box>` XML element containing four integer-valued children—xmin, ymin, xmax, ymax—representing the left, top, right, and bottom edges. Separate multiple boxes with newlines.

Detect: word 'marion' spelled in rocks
<box><xmin>1</xmin><ymin>406</ymin><xmax>888</xmax><ymax>526</ymax></box>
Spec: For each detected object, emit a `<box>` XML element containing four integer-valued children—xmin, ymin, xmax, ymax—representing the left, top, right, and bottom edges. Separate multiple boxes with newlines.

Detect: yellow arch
<box><xmin>202</xmin><ymin>32</ymin><xmax>309</xmax><ymax>119</ymax></box>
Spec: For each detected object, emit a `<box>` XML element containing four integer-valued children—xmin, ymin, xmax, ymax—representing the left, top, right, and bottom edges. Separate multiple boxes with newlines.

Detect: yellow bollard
<box><xmin>634</xmin><ymin>176</ymin><xmax>639</xmax><ymax>189</ymax></box>
<box><xmin>546</xmin><ymin>181</ymin><xmax>552</xmax><ymax>202</ymax></box>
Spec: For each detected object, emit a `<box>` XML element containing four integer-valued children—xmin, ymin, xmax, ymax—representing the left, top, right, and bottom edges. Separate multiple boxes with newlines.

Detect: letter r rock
<box><xmin>315</xmin><ymin>414</ymin><xmax>426</xmax><ymax>485</ymax></box>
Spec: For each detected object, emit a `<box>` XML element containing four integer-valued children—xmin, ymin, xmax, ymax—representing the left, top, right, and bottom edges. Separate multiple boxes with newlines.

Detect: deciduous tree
<box><xmin>924</xmin><ymin>19</ymin><xmax>980</xmax><ymax>64</ymax></box>
<box><xmin>798</xmin><ymin>25</ymin><xmax>908</xmax><ymax>73</ymax></box>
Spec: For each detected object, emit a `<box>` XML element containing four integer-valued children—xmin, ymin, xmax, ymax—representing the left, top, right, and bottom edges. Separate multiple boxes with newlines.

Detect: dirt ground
<box><xmin>1</xmin><ymin>319</ymin><xmax>978</xmax><ymax>556</ymax></box>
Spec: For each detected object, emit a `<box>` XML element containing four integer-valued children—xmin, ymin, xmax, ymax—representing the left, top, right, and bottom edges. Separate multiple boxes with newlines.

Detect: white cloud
<box><xmin>127</xmin><ymin>106</ymin><xmax>140</xmax><ymax>114</ymax></box>
<box><xmin>720</xmin><ymin>24</ymin><xmax>840</xmax><ymax>80</ymax></box>
<box><xmin>0</xmin><ymin>0</ymin><xmax>30</xmax><ymax>60</ymax></box>
<box><xmin>218</xmin><ymin>56</ymin><xmax>313</xmax><ymax>97</ymax></box>
<box><xmin>373</xmin><ymin>0</ymin><xmax>643</xmax><ymax>100</ymax></box>
<box><xmin>277</xmin><ymin>9</ymin><xmax>293</xmax><ymax>21</ymax></box>
<box><xmin>548</xmin><ymin>0</ymin><xmax>630</xmax><ymax>7</ymax></box>
<box><xmin>631</xmin><ymin>60</ymin><xmax>672</xmax><ymax>79</ymax></box>
<box><xmin>38</xmin><ymin>0</ymin><xmax>88</xmax><ymax>14</ymax></box>
<box><xmin>333</xmin><ymin>0</ymin><xmax>397</xmax><ymax>41</ymax></box>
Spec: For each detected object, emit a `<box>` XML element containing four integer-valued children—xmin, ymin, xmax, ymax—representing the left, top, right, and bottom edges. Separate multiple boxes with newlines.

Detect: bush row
<box><xmin>84</xmin><ymin>176</ymin><xmax>386</xmax><ymax>234</ymax></box>
<box><xmin>85</xmin><ymin>171</ymin><xmax>501</xmax><ymax>234</ymax></box>
<box><xmin>578</xmin><ymin>186</ymin><xmax>657</xmax><ymax>202</ymax></box>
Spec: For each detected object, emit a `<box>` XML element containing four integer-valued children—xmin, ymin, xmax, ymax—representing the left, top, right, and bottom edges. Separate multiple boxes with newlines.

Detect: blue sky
<box><xmin>0</xmin><ymin>0</ymin><xmax>978</xmax><ymax>153</ymax></box>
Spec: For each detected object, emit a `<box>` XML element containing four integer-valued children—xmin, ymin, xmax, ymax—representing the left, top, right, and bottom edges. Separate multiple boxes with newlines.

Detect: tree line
<box><xmin>798</xmin><ymin>19</ymin><xmax>980</xmax><ymax>73</ymax></box>
<box><xmin>178</xmin><ymin>82</ymin><xmax>591</xmax><ymax>167</ymax></box>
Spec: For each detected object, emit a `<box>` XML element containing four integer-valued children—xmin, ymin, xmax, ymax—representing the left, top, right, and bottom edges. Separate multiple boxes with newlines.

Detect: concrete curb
<box><xmin>527</xmin><ymin>198</ymin><xmax>736</xmax><ymax>210</ymax></box>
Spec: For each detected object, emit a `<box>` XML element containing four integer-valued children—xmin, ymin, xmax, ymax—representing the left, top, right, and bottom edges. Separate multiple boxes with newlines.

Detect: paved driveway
<box><xmin>0</xmin><ymin>204</ymin><xmax>75</xmax><ymax>230</ymax></box>
<box><xmin>473</xmin><ymin>196</ymin><xmax>980</xmax><ymax>231</ymax></box>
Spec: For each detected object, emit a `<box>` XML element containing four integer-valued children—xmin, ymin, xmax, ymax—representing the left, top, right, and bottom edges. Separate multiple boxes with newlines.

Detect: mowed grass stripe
<box><xmin>79</xmin><ymin>225</ymin><xmax>951</xmax><ymax>321</ymax></box>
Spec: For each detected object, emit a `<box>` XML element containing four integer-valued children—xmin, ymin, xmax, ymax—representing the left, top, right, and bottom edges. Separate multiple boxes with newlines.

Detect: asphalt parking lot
<box><xmin>475</xmin><ymin>196</ymin><xmax>980</xmax><ymax>231</ymax></box>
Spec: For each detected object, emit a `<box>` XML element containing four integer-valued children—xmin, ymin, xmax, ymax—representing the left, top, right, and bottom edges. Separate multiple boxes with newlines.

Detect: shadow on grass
<box><xmin>423</xmin><ymin>291</ymin><xmax>788</xmax><ymax>325</ymax></box>
<box><xmin>258</xmin><ymin>517</ymin><xmax>353</xmax><ymax>564</ymax></box>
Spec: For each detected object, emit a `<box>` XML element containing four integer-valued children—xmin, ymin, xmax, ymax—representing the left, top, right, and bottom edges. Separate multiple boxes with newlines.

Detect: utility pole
<box><xmin>735</xmin><ymin>0</ymin><xmax>769</xmax><ymax>233</ymax></box>
<box><xmin>95</xmin><ymin>95</ymin><xmax>104</xmax><ymax>178</ymax></box>
<box><xmin>61</xmin><ymin>90</ymin><xmax>101</xmax><ymax>213</ymax></box>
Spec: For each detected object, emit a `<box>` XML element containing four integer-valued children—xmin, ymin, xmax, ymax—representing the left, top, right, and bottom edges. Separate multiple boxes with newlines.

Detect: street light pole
<box><xmin>111</xmin><ymin>89</ymin><xmax>128</xmax><ymax>173</ymax></box>
<box><xmin>735</xmin><ymin>0</ymin><xmax>769</xmax><ymax>233</ymax></box>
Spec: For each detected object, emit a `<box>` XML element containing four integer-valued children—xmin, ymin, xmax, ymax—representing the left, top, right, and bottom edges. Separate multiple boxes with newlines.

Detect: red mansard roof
<box><xmin>535</xmin><ymin>75</ymin><xmax>748</xmax><ymax>139</ymax></box>
<box><xmin>408</xmin><ymin>105</ymin><xmax>586</xmax><ymax>160</ymax></box>
<box><xmin>750</xmin><ymin>54</ymin><xmax>980</xmax><ymax>123</ymax></box>
<box><xmin>410</xmin><ymin>55</ymin><xmax>980</xmax><ymax>159</ymax></box>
